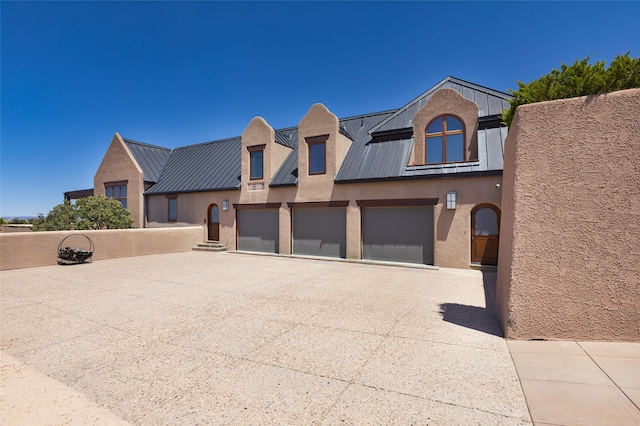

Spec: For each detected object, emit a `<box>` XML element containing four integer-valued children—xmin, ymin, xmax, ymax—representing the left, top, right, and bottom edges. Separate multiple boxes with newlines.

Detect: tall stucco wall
<box><xmin>496</xmin><ymin>88</ymin><xmax>640</xmax><ymax>341</ymax></box>
<box><xmin>0</xmin><ymin>227</ymin><xmax>203</xmax><ymax>270</ymax></box>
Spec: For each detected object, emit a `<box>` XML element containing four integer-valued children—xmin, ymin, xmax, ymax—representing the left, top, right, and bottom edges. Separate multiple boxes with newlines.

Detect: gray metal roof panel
<box><xmin>270</xmin><ymin>110</ymin><xmax>396</xmax><ymax>187</ymax></box>
<box><xmin>270</xmin><ymin>146</ymin><xmax>299</xmax><ymax>187</ymax></box>
<box><xmin>275</xmin><ymin>128</ymin><xmax>297</xmax><ymax>148</ymax></box>
<box><xmin>370</xmin><ymin>76</ymin><xmax>513</xmax><ymax>134</ymax></box>
<box><xmin>146</xmin><ymin>137</ymin><xmax>241</xmax><ymax>193</ymax></box>
<box><xmin>122</xmin><ymin>138</ymin><xmax>172</xmax><ymax>183</ymax></box>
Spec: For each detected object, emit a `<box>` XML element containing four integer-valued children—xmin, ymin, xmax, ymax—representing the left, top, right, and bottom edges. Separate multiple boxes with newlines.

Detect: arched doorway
<box><xmin>207</xmin><ymin>204</ymin><xmax>220</xmax><ymax>241</ymax></box>
<box><xmin>471</xmin><ymin>204</ymin><xmax>500</xmax><ymax>265</ymax></box>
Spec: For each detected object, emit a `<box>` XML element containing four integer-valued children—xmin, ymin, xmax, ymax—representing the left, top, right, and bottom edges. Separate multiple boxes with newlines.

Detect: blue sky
<box><xmin>1</xmin><ymin>1</ymin><xmax>639</xmax><ymax>217</ymax></box>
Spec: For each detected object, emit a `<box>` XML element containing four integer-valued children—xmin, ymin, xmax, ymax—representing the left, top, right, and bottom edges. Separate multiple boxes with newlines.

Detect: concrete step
<box><xmin>192</xmin><ymin>241</ymin><xmax>227</xmax><ymax>252</ymax></box>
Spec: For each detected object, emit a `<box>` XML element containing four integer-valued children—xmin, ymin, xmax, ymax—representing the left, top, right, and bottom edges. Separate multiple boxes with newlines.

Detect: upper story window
<box><xmin>426</xmin><ymin>115</ymin><xmax>465</xmax><ymax>164</ymax></box>
<box><xmin>105</xmin><ymin>181</ymin><xmax>127</xmax><ymax>208</ymax></box>
<box><xmin>306</xmin><ymin>135</ymin><xmax>328</xmax><ymax>175</ymax></box>
<box><xmin>247</xmin><ymin>145</ymin><xmax>265</xmax><ymax>180</ymax></box>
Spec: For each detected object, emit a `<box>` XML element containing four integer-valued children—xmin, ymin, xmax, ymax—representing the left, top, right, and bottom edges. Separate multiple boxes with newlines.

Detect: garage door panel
<box><xmin>293</xmin><ymin>208</ymin><xmax>346</xmax><ymax>258</ymax></box>
<box><xmin>362</xmin><ymin>207</ymin><xmax>433</xmax><ymax>264</ymax></box>
<box><xmin>237</xmin><ymin>209</ymin><xmax>279</xmax><ymax>253</ymax></box>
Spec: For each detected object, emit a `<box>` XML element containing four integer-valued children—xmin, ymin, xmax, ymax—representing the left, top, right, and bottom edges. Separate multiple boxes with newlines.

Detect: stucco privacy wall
<box><xmin>0</xmin><ymin>227</ymin><xmax>203</xmax><ymax>270</ymax></box>
<box><xmin>496</xmin><ymin>88</ymin><xmax>640</xmax><ymax>341</ymax></box>
<box><xmin>94</xmin><ymin>133</ymin><xmax>145</xmax><ymax>227</ymax></box>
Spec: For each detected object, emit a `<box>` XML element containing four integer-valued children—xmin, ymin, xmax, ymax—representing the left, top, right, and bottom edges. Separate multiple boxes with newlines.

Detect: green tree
<box><xmin>31</xmin><ymin>202</ymin><xmax>77</xmax><ymax>231</ymax></box>
<box><xmin>31</xmin><ymin>196</ymin><xmax>133</xmax><ymax>231</ymax></box>
<box><xmin>503</xmin><ymin>52</ymin><xmax>640</xmax><ymax>126</ymax></box>
<box><xmin>76</xmin><ymin>196</ymin><xmax>133</xmax><ymax>230</ymax></box>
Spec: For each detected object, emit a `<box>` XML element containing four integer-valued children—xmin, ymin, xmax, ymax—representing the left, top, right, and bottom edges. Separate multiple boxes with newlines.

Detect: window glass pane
<box><xmin>427</xmin><ymin>117</ymin><xmax>442</xmax><ymax>134</ymax></box>
<box><xmin>309</xmin><ymin>143</ymin><xmax>325</xmax><ymax>174</ymax></box>
<box><xmin>446</xmin><ymin>133</ymin><xmax>464</xmax><ymax>162</ymax></box>
<box><xmin>210</xmin><ymin>206</ymin><xmax>219</xmax><ymax>223</ymax></box>
<box><xmin>446</xmin><ymin>116</ymin><xmax>463</xmax><ymax>131</ymax></box>
<box><xmin>475</xmin><ymin>208</ymin><xmax>498</xmax><ymax>235</ymax></box>
<box><xmin>250</xmin><ymin>151</ymin><xmax>263</xmax><ymax>179</ymax></box>
<box><xmin>426</xmin><ymin>136</ymin><xmax>443</xmax><ymax>164</ymax></box>
<box><xmin>106</xmin><ymin>187</ymin><xmax>112</xmax><ymax>198</ymax></box>
<box><xmin>121</xmin><ymin>200</ymin><xmax>127</xmax><ymax>209</ymax></box>
<box><xmin>113</xmin><ymin>186</ymin><xmax>119</xmax><ymax>198</ymax></box>
<box><xmin>169</xmin><ymin>199</ymin><xmax>177</xmax><ymax>221</ymax></box>
<box><xmin>120</xmin><ymin>185</ymin><xmax>127</xmax><ymax>197</ymax></box>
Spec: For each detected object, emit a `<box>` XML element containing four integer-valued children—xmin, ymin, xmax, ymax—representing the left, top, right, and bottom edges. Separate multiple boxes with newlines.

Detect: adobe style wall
<box><xmin>94</xmin><ymin>133</ymin><xmax>145</xmax><ymax>227</ymax></box>
<box><xmin>0</xmin><ymin>227</ymin><xmax>203</xmax><ymax>270</ymax></box>
<box><xmin>496</xmin><ymin>88</ymin><xmax>640</xmax><ymax>341</ymax></box>
<box><xmin>144</xmin><ymin>100</ymin><xmax>504</xmax><ymax>269</ymax></box>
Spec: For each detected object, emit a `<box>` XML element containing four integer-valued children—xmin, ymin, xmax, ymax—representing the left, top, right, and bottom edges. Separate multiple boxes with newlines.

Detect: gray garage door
<box><xmin>293</xmin><ymin>208</ymin><xmax>346</xmax><ymax>258</ymax></box>
<box><xmin>362</xmin><ymin>207</ymin><xmax>434</xmax><ymax>265</ymax></box>
<box><xmin>237</xmin><ymin>209</ymin><xmax>279</xmax><ymax>253</ymax></box>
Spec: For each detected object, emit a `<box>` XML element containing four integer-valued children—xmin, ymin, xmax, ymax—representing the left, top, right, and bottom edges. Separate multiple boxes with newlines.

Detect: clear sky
<box><xmin>1</xmin><ymin>1</ymin><xmax>639</xmax><ymax>217</ymax></box>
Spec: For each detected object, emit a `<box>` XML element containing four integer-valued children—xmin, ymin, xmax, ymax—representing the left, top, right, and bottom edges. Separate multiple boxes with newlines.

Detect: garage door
<box><xmin>362</xmin><ymin>207</ymin><xmax>434</xmax><ymax>265</ymax></box>
<box><xmin>293</xmin><ymin>207</ymin><xmax>346</xmax><ymax>258</ymax></box>
<box><xmin>237</xmin><ymin>209</ymin><xmax>279</xmax><ymax>253</ymax></box>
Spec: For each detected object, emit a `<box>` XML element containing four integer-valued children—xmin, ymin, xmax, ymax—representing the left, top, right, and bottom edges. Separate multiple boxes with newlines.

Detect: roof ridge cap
<box><xmin>174</xmin><ymin>136</ymin><xmax>242</xmax><ymax>151</ymax></box>
<box><xmin>122</xmin><ymin>138</ymin><xmax>171</xmax><ymax>151</ymax></box>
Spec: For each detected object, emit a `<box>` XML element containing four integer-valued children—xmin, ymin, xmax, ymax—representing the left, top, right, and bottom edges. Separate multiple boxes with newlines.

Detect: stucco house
<box><xmin>86</xmin><ymin>77</ymin><xmax>510</xmax><ymax>269</ymax></box>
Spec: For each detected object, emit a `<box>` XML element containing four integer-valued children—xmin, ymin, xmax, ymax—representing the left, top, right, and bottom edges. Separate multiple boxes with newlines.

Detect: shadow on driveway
<box><xmin>439</xmin><ymin>271</ymin><xmax>504</xmax><ymax>337</ymax></box>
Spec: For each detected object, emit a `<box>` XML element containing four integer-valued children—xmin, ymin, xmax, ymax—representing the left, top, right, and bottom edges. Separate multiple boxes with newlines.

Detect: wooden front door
<box><xmin>471</xmin><ymin>205</ymin><xmax>500</xmax><ymax>265</ymax></box>
<box><xmin>208</xmin><ymin>204</ymin><xmax>220</xmax><ymax>241</ymax></box>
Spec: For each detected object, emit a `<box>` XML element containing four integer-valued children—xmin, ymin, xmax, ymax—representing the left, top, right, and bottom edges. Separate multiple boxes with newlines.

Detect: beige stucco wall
<box><xmin>144</xmin><ymin>100</ymin><xmax>503</xmax><ymax>268</ymax></box>
<box><xmin>94</xmin><ymin>133</ymin><xmax>145</xmax><ymax>227</ymax></box>
<box><xmin>0</xmin><ymin>227</ymin><xmax>203</xmax><ymax>270</ymax></box>
<box><xmin>411</xmin><ymin>89</ymin><xmax>479</xmax><ymax>166</ymax></box>
<box><xmin>146</xmin><ymin>190</ymin><xmax>239</xmax><ymax>249</ymax></box>
<box><xmin>496</xmin><ymin>88</ymin><xmax>640</xmax><ymax>341</ymax></box>
<box><xmin>240</xmin><ymin>117</ymin><xmax>292</xmax><ymax>203</ymax></box>
<box><xmin>297</xmin><ymin>104</ymin><xmax>352</xmax><ymax>201</ymax></box>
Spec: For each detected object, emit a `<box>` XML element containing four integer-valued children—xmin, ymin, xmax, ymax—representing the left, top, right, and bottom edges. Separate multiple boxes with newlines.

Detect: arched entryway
<box><xmin>207</xmin><ymin>204</ymin><xmax>220</xmax><ymax>241</ymax></box>
<box><xmin>471</xmin><ymin>204</ymin><xmax>500</xmax><ymax>265</ymax></box>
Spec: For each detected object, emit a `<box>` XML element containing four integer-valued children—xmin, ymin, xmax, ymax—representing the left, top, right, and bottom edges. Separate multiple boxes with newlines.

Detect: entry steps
<box><xmin>192</xmin><ymin>241</ymin><xmax>227</xmax><ymax>252</ymax></box>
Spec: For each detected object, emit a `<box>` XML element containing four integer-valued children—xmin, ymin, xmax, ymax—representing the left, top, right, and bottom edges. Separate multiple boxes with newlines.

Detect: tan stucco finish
<box><xmin>297</xmin><ymin>104</ymin><xmax>352</xmax><ymax>201</ymax></box>
<box><xmin>94</xmin><ymin>133</ymin><xmax>145</xmax><ymax>227</ymax></box>
<box><xmin>144</xmin><ymin>99</ymin><xmax>502</xmax><ymax>268</ymax></box>
<box><xmin>411</xmin><ymin>89</ymin><xmax>479</xmax><ymax>166</ymax></box>
<box><xmin>496</xmin><ymin>89</ymin><xmax>640</xmax><ymax>341</ymax></box>
<box><xmin>146</xmin><ymin>190</ymin><xmax>238</xmax><ymax>249</ymax></box>
<box><xmin>240</xmin><ymin>117</ymin><xmax>292</xmax><ymax>204</ymax></box>
<box><xmin>0</xmin><ymin>227</ymin><xmax>203</xmax><ymax>270</ymax></box>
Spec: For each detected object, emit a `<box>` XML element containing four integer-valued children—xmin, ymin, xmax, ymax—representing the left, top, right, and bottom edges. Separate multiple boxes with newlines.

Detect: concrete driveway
<box><xmin>1</xmin><ymin>251</ymin><xmax>531</xmax><ymax>425</ymax></box>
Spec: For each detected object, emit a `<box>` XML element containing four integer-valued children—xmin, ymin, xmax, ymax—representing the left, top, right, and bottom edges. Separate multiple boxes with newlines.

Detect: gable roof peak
<box><xmin>369</xmin><ymin>76</ymin><xmax>513</xmax><ymax>134</ymax></box>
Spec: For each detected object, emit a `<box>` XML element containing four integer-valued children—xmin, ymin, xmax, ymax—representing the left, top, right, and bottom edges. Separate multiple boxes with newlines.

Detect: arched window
<box><xmin>426</xmin><ymin>115</ymin><xmax>465</xmax><ymax>164</ymax></box>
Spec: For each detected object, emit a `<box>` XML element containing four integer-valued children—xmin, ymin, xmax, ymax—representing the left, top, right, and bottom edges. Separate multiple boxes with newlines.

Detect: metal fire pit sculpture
<box><xmin>57</xmin><ymin>234</ymin><xmax>94</xmax><ymax>265</ymax></box>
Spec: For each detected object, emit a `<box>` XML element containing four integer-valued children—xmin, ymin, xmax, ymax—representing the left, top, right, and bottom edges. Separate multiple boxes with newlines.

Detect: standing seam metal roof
<box><xmin>135</xmin><ymin>76</ymin><xmax>511</xmax><ymax>193</ymax></box>
<box><xmin>270</xmin><ymin>110</ymin><xmax>397</xmax><ymax>187</ymax></box>
<box><xmin>369</xmin><ymin>76</ymin><xmax>512</xmax><ymax>134</ymax></box>
<box><xmin>145</xmin><ymin>137</ymin><xmax>241</xmax><ymax>194</ymax></box>
<box><xmin>122</xmin><ymin>138</ymin><xmax>172</xmax><ymax>183</ymax></box>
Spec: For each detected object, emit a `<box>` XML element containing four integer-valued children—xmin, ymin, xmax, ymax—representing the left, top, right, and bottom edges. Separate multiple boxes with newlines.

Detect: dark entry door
<box><xmin>471</xmin><ymin>205</ymin><xmax>500</xmax><ymax>265</ymax></box>
<box><xmin>208</xmin><ymin>204</ymin><xmax>220</xmax><ymax>241</ymax></box>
